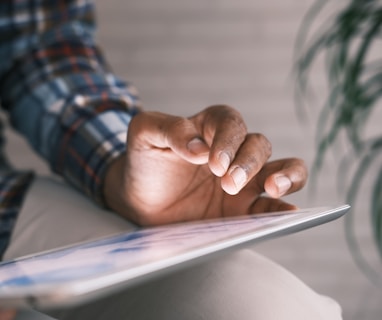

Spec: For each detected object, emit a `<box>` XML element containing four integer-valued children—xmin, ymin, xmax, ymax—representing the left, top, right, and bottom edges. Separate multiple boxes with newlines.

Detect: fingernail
<box><xmin>230</xmin><ymin>167</ymin><xmax>247</xmax><ymax>190</ymax></box>
<box><xmin>187</xmin><ymin>138</ymin><xmax>209</xmax><ymax>154</ymax></box>
<box><xmin>219</xmin><ymin>152</ymin><xmax>231</xmax><ymax>173</ymax></box>
<box><xmin>275</xmin><ymin>176</ymin><xmax>292</xmax><ymax>195</ymax></box>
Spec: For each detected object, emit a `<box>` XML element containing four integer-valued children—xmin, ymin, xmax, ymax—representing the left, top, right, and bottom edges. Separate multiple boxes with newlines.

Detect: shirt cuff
<box><xmin>56</xmin><ymin>109</ymin><xmax>136</xmax><ymax>207</ymax></box>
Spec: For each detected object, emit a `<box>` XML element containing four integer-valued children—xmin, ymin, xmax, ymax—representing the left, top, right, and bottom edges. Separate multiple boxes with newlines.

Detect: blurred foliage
<box><xmin>295</xmin><ymin>0</ymin><xmax>382</xmax><ymax>280</ymax></box>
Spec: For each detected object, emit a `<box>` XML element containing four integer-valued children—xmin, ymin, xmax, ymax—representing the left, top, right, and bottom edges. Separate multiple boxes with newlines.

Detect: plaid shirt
<box><xmin>0</xmin><ymin>0</ymin><xmax>141</xmax><ymax>258</ymax></box>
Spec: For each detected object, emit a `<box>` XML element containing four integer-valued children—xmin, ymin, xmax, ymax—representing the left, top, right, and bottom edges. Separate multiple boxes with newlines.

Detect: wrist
<box><xmin>103</xmin><ymin>154</ymin><xmax>129</xmax><ymax>214</ymax></box>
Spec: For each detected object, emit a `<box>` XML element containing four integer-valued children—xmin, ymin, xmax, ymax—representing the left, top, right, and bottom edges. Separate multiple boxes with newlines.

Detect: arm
<box><xmin>0</xmin><ymin>0</ymin><xmax>140</xmax><ymax>205</ymax></box>
<box><xmin>0</xmin><ymin>1</ymin><xmax>308</xmax><ymax>227</ymax></box>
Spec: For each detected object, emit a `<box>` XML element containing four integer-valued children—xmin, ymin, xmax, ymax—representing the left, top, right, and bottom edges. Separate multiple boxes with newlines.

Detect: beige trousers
<box><xmin>4</xmin><ymin>177</ymin><xmax>342</xmax><ymax>320</ymax></box>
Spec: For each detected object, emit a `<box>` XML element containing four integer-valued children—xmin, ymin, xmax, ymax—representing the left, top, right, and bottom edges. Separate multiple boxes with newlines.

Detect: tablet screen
<box><xmin>0</xmin><ymin>212</ymin><xmax>298</xmax><ymax>288</ymax></box>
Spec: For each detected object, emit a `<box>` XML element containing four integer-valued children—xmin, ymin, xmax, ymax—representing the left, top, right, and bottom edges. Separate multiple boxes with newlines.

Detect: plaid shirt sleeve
<box><xmin>0</xmin><ymin>0</ymin><xmax>141</xmax><ymax>205</ymax></box>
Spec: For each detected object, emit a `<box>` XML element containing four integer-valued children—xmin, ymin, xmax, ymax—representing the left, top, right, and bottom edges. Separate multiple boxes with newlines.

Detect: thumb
<box><xmin>128</xmin><ymin>111</ymin><xmax>210</xmax><ymax>164</ymax></box>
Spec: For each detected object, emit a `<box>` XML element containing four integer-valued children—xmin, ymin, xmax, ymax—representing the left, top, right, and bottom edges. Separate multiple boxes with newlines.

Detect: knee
<box><xmin>161</xmin><ymin>249</ymin><xmax>343</xmax><ymax>320</ymax></box>
<box><xmin>49</xmin><ymin>249</ymin><xmax>342</xmax><ymax>320</ymax></box>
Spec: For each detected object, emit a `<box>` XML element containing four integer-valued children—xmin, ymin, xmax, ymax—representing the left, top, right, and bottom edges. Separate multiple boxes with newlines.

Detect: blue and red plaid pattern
<box><xmin>0</xmin><ymin>171</ymin><xmax>35</xmax><ymax>256</ymax></box>
<box><xmin>0</xmin><ymin>0</ymin><xmax>141</xmax><ymax>259</ymax></box>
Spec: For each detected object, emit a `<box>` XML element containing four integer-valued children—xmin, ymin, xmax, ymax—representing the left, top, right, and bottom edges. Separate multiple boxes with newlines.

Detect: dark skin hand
<box><xmin>0</xmin><ymin>309</ymin><xmax>16</xmax><ymax>320</ymax></box>
<box><xmin>104</xmin><ymin>105</ymin><xmax>308</xmax><ymax>225</ymax></box>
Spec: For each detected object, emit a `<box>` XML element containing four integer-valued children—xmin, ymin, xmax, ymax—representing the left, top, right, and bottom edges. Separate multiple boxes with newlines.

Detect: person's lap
<box><xmin>4</xmin><ymin>176</ymin><xmax>342</xmax><ymax>320</ymax></box>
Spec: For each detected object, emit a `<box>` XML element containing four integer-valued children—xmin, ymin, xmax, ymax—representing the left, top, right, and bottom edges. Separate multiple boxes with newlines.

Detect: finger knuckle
<box><xmin>245</xmin><ymin>154</ymin><xmax>260</xmax><ymax>171</ymax></box>
<box><xmin>128</xmin><ymin>111</ymin><xmax>150</xmax><ymax>135</ymax></box>
<box><xmin>251</xmin><ymin>133</ymin><xmax>272</xmax><ymax>158</ymax></box>
<box><xmin>167</xmin><ymin>116</ymin><xmax>195</xmax><ymax>137</ymax></box>
<box><xmin>206</xmin><ymin>104</ymin><xmax>235</xmax><ymax>114</ymax></box>
<box><xmin>289</xmin><ymin>158</ymin><xmax>308</xmax><ymax>175</ymax></box>
<box><xmin>207</xmin><ymin>105</ymin><xmax>246</xmax><ymax>130</ymax></box>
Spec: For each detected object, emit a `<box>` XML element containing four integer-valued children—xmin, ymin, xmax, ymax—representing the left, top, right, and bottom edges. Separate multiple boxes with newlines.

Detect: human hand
<box><xmin>104</xmin><ymin>105</ymin><xmax>308</xmax><ymax>225</ymax></box>
<box><xmin>0</xmin><ymin>309</ymin><xmax>16</xmax><ymax>320</ymax></box>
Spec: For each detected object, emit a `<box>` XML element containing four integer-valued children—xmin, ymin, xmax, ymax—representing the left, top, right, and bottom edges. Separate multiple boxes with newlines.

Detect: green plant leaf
<box><xmin>295</xmin><ymin>0</ymin><xmax>382</xmax><ymax>282</ymax></box>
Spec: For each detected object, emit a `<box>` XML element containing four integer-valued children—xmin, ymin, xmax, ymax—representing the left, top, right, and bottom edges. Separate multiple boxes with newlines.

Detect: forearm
<box><xmin>0</xmin><ymin>0</ymin><xmax>141</xmax><ymax>205</ymax></box>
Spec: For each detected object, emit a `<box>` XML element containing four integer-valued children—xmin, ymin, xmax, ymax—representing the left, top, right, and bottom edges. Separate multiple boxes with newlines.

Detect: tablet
<box><xmin>0</xmin><ymin>205</ymin><xmax>350</xmax><ymax>309</ymax></box>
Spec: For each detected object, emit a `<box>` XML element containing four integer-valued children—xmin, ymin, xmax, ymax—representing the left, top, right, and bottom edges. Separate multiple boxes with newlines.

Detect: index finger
<box><xmin>190</xmin><ymin>105</ymin><xmax>248</xmax><ymax>177</ymax></box>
